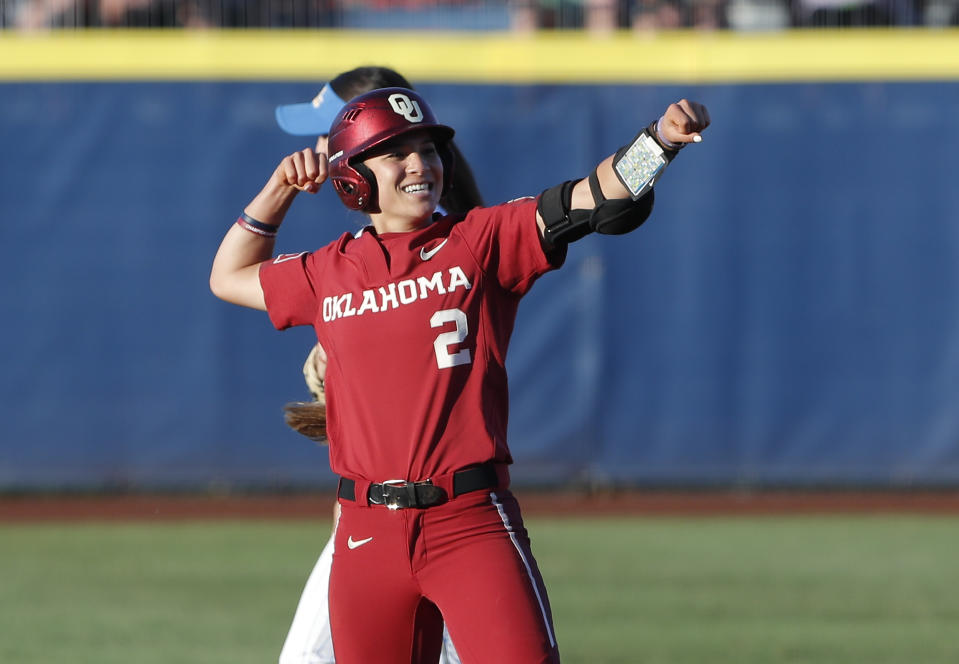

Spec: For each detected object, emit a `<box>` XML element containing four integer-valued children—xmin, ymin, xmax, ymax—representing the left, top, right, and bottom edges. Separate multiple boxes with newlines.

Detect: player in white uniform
<box><xmin>274</xmin><ymin>67</ymin><xmax>476</xmax><ymax>664</ymax></box>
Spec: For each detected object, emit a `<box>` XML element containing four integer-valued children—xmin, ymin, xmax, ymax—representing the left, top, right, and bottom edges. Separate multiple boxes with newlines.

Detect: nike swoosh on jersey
<box><xmin>347</xmin><ymin>536</ymin><xmax>374</xmax><ymax>550</ymax></box>
<box><xmin>419</xmin><ymin>238</ymin><xmax>449</xmax><ymax>261</ymax></box>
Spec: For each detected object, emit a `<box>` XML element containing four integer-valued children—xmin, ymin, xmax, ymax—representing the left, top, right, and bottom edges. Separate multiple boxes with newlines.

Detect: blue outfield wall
<box><xmin>2</xmin><ymin>79</ymin><xmax>959</xmax><ymax>489</ymax></box>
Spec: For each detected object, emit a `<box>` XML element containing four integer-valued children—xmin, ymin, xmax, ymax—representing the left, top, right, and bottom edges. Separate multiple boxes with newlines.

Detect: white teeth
<box><xmin>403</xmin><ymin>183</ymin><xmax>430</xmax><ymax>194</ymax></box>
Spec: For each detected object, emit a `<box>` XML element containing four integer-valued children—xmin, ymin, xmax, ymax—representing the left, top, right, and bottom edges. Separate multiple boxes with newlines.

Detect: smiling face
<box><xmin>361</xmin><ymin>129</ymin><xmax>444</xmax><ymax>233</ymax></box>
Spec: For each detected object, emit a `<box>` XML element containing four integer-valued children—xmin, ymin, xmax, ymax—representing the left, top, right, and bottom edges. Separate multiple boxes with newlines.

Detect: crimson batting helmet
<box><xmin>327</xmin><ymin>87</ymin><xmax>456</xmax><ymax>211</ymax></box>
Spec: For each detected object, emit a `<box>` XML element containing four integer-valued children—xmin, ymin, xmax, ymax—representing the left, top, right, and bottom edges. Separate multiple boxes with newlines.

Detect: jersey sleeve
<box><xmin>259</xmin><ymin>251</ymin><xmax>320</xmax><ymax>330</ymax></box>
<box><xmin>462</xmin><ymin>196</ymin><xmax>567</xmax><ymax>296</ymax></box>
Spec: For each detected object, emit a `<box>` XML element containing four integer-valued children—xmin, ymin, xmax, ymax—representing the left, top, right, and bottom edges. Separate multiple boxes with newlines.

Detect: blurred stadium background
<box><xmin>2</xmin><ymin>0</ymin><xmax>958</xmax><ymax>30</ymax></box>
<box><xmin>2</xmin><ymin>11</ymin><xmax>959</xmax><ymax>664</ymax></box>
<box><xmin>1</xmin><ymin>4</ymin><xmax>959</xmax><ymax>495</ymax></box>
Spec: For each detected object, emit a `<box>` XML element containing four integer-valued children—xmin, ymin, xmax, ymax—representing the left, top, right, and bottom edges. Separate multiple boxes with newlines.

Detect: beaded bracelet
<box><xmin>236</xmin><ymin>212</ymin><xmax>280</xmax><ymax>238</ymax></box>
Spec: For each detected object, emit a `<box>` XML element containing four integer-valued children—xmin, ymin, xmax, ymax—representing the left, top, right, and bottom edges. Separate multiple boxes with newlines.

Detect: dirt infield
<box><xmin>3</xmin><ymin>489</ymin><xmax>959</xmax><ymax>522</ymax></box>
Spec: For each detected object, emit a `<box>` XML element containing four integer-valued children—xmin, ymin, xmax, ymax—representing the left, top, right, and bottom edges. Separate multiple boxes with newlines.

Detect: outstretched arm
<box><xmin>535</xmin><ymin>99</ymin><xmax>711</xmax><ymax>244</ymax></box>
<box><xmin>209</xmin><ymin>148</ymin><xmax>328</xmax><ymax>309</ymax></box>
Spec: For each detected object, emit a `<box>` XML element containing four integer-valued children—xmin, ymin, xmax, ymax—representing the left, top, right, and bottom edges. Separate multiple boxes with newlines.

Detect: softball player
<box><xmin>211</xmin><ymin>87</ymin><xmax>709</xmax><ymax>662</ymax></box>
<box><xmin>274</xmin><ymin>67</ymin><xmax>477</xmax><ymax>664</ymax></box>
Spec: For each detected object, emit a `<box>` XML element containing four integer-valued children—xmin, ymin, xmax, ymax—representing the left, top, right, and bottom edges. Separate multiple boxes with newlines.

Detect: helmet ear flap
<box><xmin>352</xmin><ymin>162</ymin><xmax>378</xmax><ymax>212</ymax></box>
<box><xmin>331</xmin><ymin>163</ymin><xmax>375</xmax><ymax>211</ymax></box>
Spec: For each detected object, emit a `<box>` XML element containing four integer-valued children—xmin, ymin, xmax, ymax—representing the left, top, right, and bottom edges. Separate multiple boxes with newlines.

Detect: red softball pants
<box><xmin>329</xmin><ymin>488</ymin><xmax>560</xmax><ymax>664</ymax></box>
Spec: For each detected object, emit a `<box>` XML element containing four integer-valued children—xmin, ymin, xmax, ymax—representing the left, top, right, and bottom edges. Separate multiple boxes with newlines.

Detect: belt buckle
<box><xmin>380</xmin><ymin>479</ymin><xmax>407</xmax><ymax>510</ymax></box>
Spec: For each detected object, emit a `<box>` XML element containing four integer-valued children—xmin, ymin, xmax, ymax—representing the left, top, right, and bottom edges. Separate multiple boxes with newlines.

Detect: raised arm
<box><xmin>209</xmin><ymin>148</ymin><xmax>328</xmax><ymax>310</ymax></box>
<box><xmin>536</xmin><ymin>99</ymin><xmax>710</xmax><ymax>245</ymax></box>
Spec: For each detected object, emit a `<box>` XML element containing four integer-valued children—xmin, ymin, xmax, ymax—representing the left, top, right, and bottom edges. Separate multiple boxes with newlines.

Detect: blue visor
<box><xmin>274</xmin><ymin>83</ymin><xmax>349</xmax><ymax>136</ymax></box>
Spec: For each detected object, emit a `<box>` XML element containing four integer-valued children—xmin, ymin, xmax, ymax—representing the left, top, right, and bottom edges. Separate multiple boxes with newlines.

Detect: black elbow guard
<box><xmin>538</xmin><ymin>179</ymin><xmax>591</xmax><ymax>245</ymax></box>
<box><xmin>538</xmin><ymin>174</ymin><xmax>655</xmax><ymax>246</ymax></box>
<box><xmin>591</xmin><ymin>190</ymin><xmax>654</xmax><ymax>236</ymax></box>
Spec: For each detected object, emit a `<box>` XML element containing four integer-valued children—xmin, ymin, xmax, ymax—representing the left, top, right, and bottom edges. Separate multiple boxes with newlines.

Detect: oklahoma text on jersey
<box><xmin>321</xmin><ymin>266</ymin><xmax>472</xmax><ymax>322</ymax></box>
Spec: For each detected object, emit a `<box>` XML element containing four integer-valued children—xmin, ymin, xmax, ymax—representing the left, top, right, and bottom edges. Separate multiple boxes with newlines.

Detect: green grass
<box><xmin>534</xmin><ymin>516</ymin><xmax>959</xmax><ymax>664</ymax></box>
<box><xmin>2</xmin><ymin>515</ymin><xmax>958</xmax><ymax>664</ymax></box>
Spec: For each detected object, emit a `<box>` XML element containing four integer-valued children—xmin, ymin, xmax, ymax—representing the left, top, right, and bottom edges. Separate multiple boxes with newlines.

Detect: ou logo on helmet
<box><xmin>389</xmin><ymin>93</ymin><xmax>423</xmax><ymax>123</ymax></box>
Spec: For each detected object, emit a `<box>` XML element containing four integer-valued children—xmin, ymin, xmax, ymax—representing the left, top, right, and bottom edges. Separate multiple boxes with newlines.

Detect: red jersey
<box><xmin>260</xmin><ymin>197</ymin><xmax>565</xmax><ymax>483</ymax></box>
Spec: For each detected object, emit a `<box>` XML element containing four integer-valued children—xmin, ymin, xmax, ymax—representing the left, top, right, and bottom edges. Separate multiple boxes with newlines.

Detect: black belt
<box><xmin>338</xmin><ymin>463</ymin><xmax>500</xmax><ymax>509</ymax></box>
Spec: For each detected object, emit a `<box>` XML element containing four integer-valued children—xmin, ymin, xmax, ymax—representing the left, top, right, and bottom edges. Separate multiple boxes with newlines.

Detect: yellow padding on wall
<box><xmin>1</xmin><ymin>28</ymin><xmax>958</xmax><ymax>83</ymax></box>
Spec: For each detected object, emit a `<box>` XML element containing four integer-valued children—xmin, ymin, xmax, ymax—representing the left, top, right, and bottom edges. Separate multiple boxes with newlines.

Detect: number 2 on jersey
<box><xmin>431</xmin><ymin>308</ymin><xmax>471</xmax><ymax>369</ymax></box>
